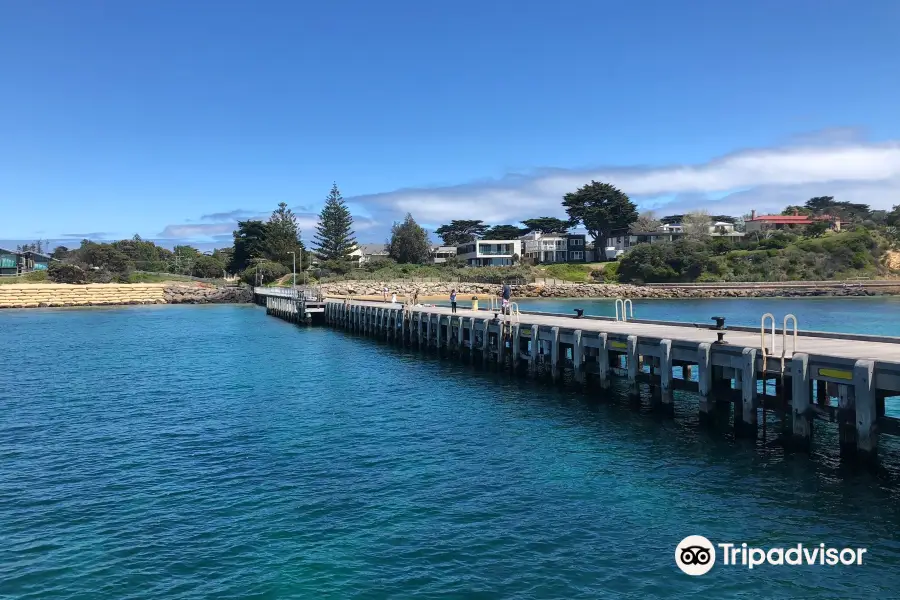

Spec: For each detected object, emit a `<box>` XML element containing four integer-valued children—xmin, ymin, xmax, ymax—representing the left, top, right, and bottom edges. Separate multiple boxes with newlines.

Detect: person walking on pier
<box><xmin>391</xmin><ymin>292</ymin><xmax>397</xmax><ymax>304</ymax></box>
<box><xmin>450</xmin><ymin>289</ymin><xmax>457</xmax><ymax>313</ymax></box>
<box><xmin>501</xmin><ymin>282</ymin><xmax>511</xmax><ymax>315</ymax></box>
<box><xmin>382</xmin><ymin>286</ymin><xmax>389</xmax><ymax>301</ymax></box>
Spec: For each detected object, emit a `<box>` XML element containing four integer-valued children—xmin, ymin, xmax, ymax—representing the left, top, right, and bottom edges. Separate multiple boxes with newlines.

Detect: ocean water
<box><xmin>2</xmin><ymin>302</ymin><xmax>900</xmax><ymax>599</ymax></box>
<box><xmin>517</xmin><ymin>296</ymin><xmax>900</xmax><ymax>336</ymax></box>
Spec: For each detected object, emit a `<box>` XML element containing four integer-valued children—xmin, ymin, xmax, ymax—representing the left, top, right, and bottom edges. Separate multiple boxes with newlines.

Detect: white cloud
<box><xmin>351</xmin><ymin>137</ymin><xmax>900</xmax><ymax>225</ymax></box>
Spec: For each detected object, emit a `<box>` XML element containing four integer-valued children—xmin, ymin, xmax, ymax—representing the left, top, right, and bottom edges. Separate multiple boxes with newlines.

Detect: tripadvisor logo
<box><xmin>675</xmin><ymin>535</ymin><xmax>716</xmax><ymax>576</ymax></box>
<box><xmin>675</xmin><ymin>536</ymin><xmax>868</xmax><ymax>575</ymax></box>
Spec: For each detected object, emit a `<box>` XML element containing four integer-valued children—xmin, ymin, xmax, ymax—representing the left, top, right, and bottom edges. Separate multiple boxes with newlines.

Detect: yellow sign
<box><xmin>818</xmin><ymin>368</ymin><xmax>853</xmax><ymax>381</ymax></box>
<box><xmin>521</xmin><ymin>328</ymin><xmax>532</xmax><ymax>336</ymax></box>
<box><xmin>609</xmin><ymin>341</ymin><xmax>627</xmax><ymax>350</ymax></box>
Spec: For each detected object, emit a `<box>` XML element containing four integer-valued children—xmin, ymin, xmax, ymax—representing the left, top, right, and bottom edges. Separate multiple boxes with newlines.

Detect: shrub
<box><xmin>240</xmin><ymin>261</ymin><xmax>289</xmax><ymax>285</ymax></box>
<box><xmin>23</xmin><ymin>270</ymin><xmax>49</xmax><ymax>282</ymax></box>
<box><xmin>48</xmin><ymin>262</ymin><xmax>87</xmax><ymax>284</ymax></box>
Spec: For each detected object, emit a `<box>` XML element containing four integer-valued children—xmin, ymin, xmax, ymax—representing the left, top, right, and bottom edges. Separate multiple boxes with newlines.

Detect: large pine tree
<box><xmin>314</xmin><ymin>183</ymin><xmax>356</xmax><ymax>260</ymax></box>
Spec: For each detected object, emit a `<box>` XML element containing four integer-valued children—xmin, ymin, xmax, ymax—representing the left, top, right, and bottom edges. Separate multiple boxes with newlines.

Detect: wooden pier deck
<box><xmin>254</xmin><ymin>287</ymin><xmax>900</xmax><ymax>463</ymax></box>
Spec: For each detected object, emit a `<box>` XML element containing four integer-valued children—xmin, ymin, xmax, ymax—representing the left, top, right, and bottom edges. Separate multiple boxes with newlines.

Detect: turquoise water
<box><xmin>512</xmin><ymin>296</ymin><xmax>900</xmax><ymax>336</ymax></box>
<box><xmin>2</xmin><ymin>303</ymin><xmax>900</xmax><ymax>599</ymax></box>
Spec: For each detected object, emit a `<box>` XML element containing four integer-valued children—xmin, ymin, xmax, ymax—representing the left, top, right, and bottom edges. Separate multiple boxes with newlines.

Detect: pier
<box><xmin>253</xmin><ymin>286</ymin><xmax>326</xmax><ymax>323</ymax></box>
<box><xmin>254</xmin><ymin>287</ymin><xmax>900</xmax><ymax>463</ymax></box>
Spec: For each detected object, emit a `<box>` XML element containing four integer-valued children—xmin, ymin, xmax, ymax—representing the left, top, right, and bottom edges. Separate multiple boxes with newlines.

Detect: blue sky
<box><xmin>2</xmin><ymin>0</ymin><xmax>900</xmax><ymax>249</ymax></box>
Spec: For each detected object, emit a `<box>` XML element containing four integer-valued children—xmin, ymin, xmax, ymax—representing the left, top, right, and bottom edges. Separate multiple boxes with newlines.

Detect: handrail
<box><xmin>507</xmin><ymin>302</ymin><xmax>520</xmax><ymax>323</ymax></box>
<box><xmin>781</xmin><ymin>314</ymin><xmax>798</xmax><ymax>372</ymax></box>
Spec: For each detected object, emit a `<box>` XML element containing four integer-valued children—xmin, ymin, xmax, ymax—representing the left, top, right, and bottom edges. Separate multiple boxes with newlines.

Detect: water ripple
<box><xmin>1</xmin><ymin>304</ymin><xmax>900</xmax><ymax>598</ymax></box>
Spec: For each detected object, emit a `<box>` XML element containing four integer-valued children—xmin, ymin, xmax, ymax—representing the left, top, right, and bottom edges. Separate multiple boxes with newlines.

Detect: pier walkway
<box><xmin>255</xmin><ymin>287</ymin><xmax>900</xmax><ymax>463</ymax></box>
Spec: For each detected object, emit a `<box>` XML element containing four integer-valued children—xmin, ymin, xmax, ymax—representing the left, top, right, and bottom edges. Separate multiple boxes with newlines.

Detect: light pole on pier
<box><xmin>288</xmin><ymin>251</ymin><xmax>297</xmax><ymax>290</ymax></box>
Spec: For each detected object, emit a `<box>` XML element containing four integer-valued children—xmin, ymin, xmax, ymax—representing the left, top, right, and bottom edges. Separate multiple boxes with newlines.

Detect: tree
<box><xmin>192</xmin><ymin>254</ymin><xmax>226</xmax><ymax>278</ymax></box>
<box><xmin>482</xmin><ymin>224</ymin><xmax>524</xmax><ymax>239</ymax></box>
<box><xmin>562</xmin><ymin>181</ymin><xmax>638</xmax><ymax>250</ymax></box>
<box><xmin>434</xmin><ymin>220</ymin><xmax>488</xmax><ymax>246</ymax></box>
<box><xmin>51</xmin><ymin>246</ymin><xmax>70</xmax><ymax>260</ymax></box>
<box><xmin>313</xmin><ymin>183</ymin><xmax>356</xmax><ymax>260</ymax></box>
<box><xmin>682</xmin><ymin>211</ymin><xmax>712</xmax><ymax>238</ymax></box>
<box><xmin>230</xmin><ymin>220</ymin><xmax>272</xmax><ymax>273</ymax></box>
<box><xmin>388</xmin><ymin>213</ymin><xmax>431</xmax><ymax>264</ymax></box>
<box><xmin>521</xmin><ymin>217</ymin><xmax>571</xmax><ymax>234</ymax></box>
<box><xmin>629</xmin><ymin>211</ymin><xmax>661</xmax><ymax>233</ymax></box>
<box><xmin>268</xmin><ymin>202</ymin><xmax>307</xmax><ymax>269</ymax></box>
<box><xmin>805</xmin><ymin>221</ymin><xmax>830</xmax><ymax>238</ymax></box>
<box><xmin>887</xmin><ymin>204</ymin><xmax>900</xmax><ymax>227</ymax></box>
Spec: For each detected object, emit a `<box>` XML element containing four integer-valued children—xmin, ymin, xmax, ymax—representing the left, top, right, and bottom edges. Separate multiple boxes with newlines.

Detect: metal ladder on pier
<box><xmin>760</xmin><ymin>313</ymin><xmax>798</xmax><ymax>374</ymax></box>
<box><xmin>615</xmin><ymin>298</ymin><xmax>634</xmax><ymax>322</ymax></box>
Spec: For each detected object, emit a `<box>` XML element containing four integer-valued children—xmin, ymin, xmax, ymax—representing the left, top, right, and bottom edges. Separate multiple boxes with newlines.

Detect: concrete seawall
<box><xmin>0</xmin><ymin>284</ymin><xmax>251</xmax><ymax>309</ymax></box>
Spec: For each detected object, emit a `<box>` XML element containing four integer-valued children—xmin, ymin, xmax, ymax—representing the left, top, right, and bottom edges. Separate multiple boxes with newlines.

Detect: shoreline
<box><xmin>318</xmin><ymin>280</ymin><xmax>900</xmax><ymax>301</ymax></box>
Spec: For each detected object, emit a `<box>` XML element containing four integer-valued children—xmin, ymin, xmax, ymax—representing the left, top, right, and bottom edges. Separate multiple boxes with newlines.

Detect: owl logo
<box><xmin>675</xmin><ymin>536</ymin><xmax>716</xmax><ymax>575</ymax></box>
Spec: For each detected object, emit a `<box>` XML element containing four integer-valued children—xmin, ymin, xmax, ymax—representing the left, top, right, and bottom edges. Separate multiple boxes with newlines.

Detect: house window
<box><xmin>571</xmin><ymin>251</ymin><xmax>583</xmax><ymax>260</ymax></box>
<box><xmin>570</xmin><ymin>238</ymin><xmax>583</xmax><ymax>246</ymax></box>
<box><xmin>617</xmin><ymin>237</ymin><xmax>622</xmax><ymax>244</ymax></box>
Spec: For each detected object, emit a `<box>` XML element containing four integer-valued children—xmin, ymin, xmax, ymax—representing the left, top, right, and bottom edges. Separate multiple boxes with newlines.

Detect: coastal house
<box><xmin>349</xmin><ymin>243</ymin><xmax>390</xmax><ymax>265</ymax></box>
<box><xmin>431</xmin><ymin>246</ymin><xmax>457</xmax><ymax>264</ymax></box>
<box><xmin>22</xmin><ymin>251</ymin><xmax>51</xmax><ymax>272</ymax></box>
<box><xmin>0</xmin><ymin>248</ymin><xmax>18</xmax><ymax>276</ymax></box>
<box><xmin>0</xmin><ymin>248</ymin><xmax>52</xmax><ymax>276</ymax></box>
<box><xmin>744</xmin><ymin>209</ymin><xmax>841</xmax><ymax>233</ymax></box>
<box><xmin>521</xmin><ymin>232</ymin><xmax>588</xmax><ymax>264</ymax></box>
<box><xmin>605</xmin><ymin>220</ymin><xmax>744</xmax><ymax>259</ymax></box>
<box><xmin>456</xmin><ymin>239</ymin><xmax>522</xmax><ymax>267</ymax></box>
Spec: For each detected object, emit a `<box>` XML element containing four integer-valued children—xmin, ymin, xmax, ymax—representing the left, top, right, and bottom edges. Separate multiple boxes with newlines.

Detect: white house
<box><xmin>431</xmin><ymin>246</ymin><xmax>457</xmax><ymax>264</ymax></box>
<box><xmin>520</xmin><ymin>231</ymin><xmax>588</xmax><ymax>263</ymax></box>
<box><xmin>605</xmin><ymin>221</ymin><xmax>743</xmax><ymax>258</ymax></box>
<box><xmin>455</xmin><ymin>239</ymin><xmax>522</xmax><ymax>267</ymax></box>
<box><xmin>349</xmin><ymin>243</ymin><xmax>390</xmax><ymax>265</ymax></box>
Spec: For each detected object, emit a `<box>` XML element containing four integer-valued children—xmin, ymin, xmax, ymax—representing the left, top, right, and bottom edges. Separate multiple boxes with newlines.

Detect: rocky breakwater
<box><xmin>163</xmin><ymin>284</ymin><xmax>252</xmax><ymax>304</ymax></box>
<box><xmin>318</xmin><ymin>280</ymin><xmax>900</xmax><ymax>299</ymax></box>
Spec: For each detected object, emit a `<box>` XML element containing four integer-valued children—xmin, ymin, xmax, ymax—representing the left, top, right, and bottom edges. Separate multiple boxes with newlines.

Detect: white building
<box><xmin>456</xmin><ymin>240</ymin><xmax>522</xmax><ymax>267</ymax></box>
<box><xmin>605</xmin><ymin>221</ymin><xmax>743</xmax><ymax>258</ymax></box>
<box><xmin>349</xmin><ymin>243</ymin><xmax>390</xmax><ymax>265</ymax></box>
<box><xmin>520</xmin><ymin>231</ymin><xmax>588</xmax><ymax>263</ymax></box>
<box><xmin>431</xmin><ymin>246</ymin><xmax>457</xmax><ymax>264</ymax></box>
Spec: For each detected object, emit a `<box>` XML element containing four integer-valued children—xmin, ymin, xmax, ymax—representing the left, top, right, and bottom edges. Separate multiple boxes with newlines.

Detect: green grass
<box><xmin>0</xmin><ymin>271</ymin><xmax>48</xmax><ymax>284</ymax></box>
<box><xmin>537</xmin><ymin>263</ymin><xmax>595</xmax><ymax>282</ymax></box>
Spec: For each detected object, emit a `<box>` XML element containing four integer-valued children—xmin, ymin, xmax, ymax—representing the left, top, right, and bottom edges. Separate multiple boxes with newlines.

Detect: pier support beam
<box><xmin>425</xmin><ymin>313</ymin><xmax>432</xmax><ymax>350</ymax></box>
<box><xmin>529</xmin><ymin>325</ymin><xmax>540</xmax><ymax>376</ymax></box>
<box><xmin>597</xmin><ymin>333</ymin><xmax>609</xmax><ymax>390</ymax></box>
<box><xmin>738</xmin><ymin>348</ymin><xmax>758</xmax><ymax>437</ymax></box>
<box><xmin>573</xmin><ymin>330</ymin><xmax>584</xmax><ymax>385</ymax></box>
<box><xmin>659</xmin><ymin>339</ymin><xmax>672</xmax><ymax>406</ymax></box>
<box><xmin>696</xmin><ymin>343</ymin><xmax>714</xmax><ymax>422</ymax></box>
<box><xmin>457</xmin><ymin>316</ymin><xmax>464</xmax><ymax>351</ymax></box>
<box><xmin>436</xmin><ymin>315</ymin><xmax>442</xmax><ymax>351</ymax></box>
<box><xmin>417</xmin><ymin>311</ymin><xmax>424</xmax><ymax>348</ymax></box>
<box><xmin>482</xmin><ymin>319</ymin><xmax>491</xmax><ymax>366</ymax></box>
<box><xmin>512</xmin><ymin>324</ymin><xmax>521</xmax><ymax>372</ymax></box>
<box><xmin>791</xmin><ymin>353</ymin><xmax>812</xmax><ymax>450</ymax></box>
<box><xmin>497</xmin><ymin>321</ymin><xmax>505</xmax><ymax>366</ymax></box>
<box><xmin>467</xmin><ymin>317</ymin><xmax>475</xmax><ymax>356</ymax></box>
<box><xmin>626</xmin><ymin>335</ymin><xmax>639</xmax><ymax>398</ymax></box>
<box><xmin>550</xmin><ymin>327</ymin><xmax>560</xmax><ymax>382</ymax></box>
<box><xmin>854</xmin><ymin>359</ymin><xmax>877</xmax><ymax>462</ymax></box>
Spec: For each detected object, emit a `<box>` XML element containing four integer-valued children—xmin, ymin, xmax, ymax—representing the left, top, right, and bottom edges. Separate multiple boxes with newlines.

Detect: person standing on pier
<box><xmin>382</xmin><ymin>286</ymin><xmax>388</xmax><ymax>301</ymax></box>
<box><xmin>391</xmin><ymin>292</ymin><xmax>397</xmax><ymax>304</ymax></box>
<box><xmin>450</xmin><ymin>289</ymin><xmax>457</xmax><ymax>313</ymax></box>
<box><xmin>501</xmin><ymin>282</ymin><xmax>511</xmax><ymax>315</ymax></box>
